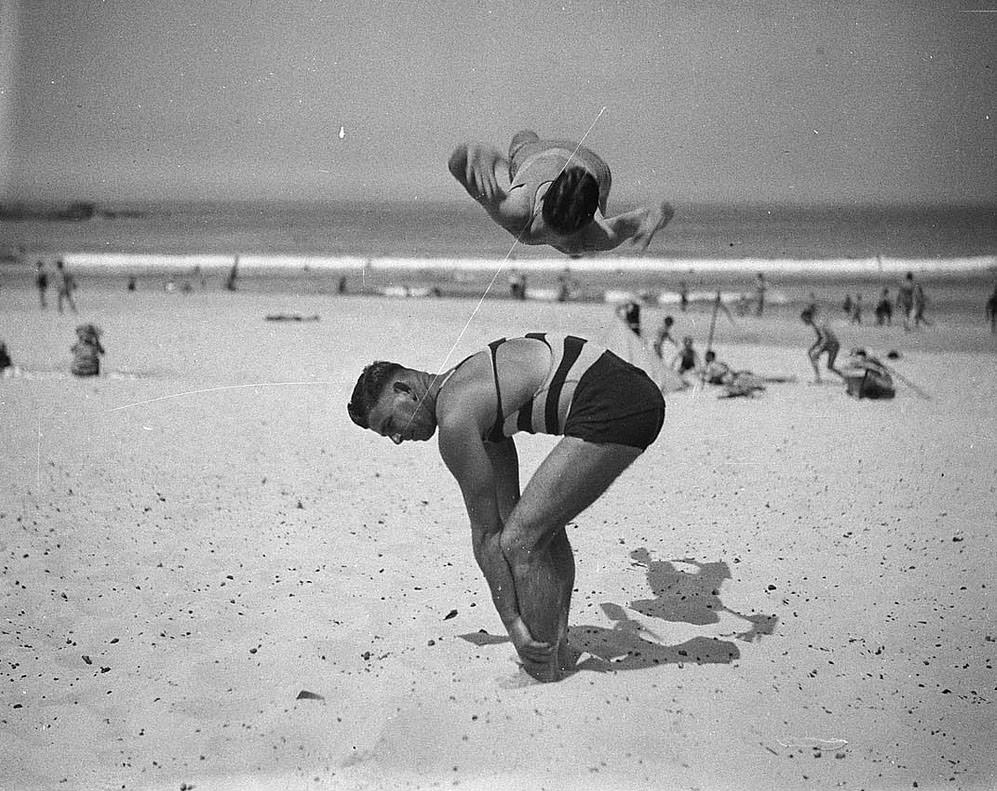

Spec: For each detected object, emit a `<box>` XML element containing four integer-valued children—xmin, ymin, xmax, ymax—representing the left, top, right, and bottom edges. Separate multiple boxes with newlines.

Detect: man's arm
<box><xmin>448</xmin><ymin>143</ymin><xmax>532</xmax><ymax>237</ymax></box>
<box><xmin>483</xmin><ymin>436</ymin><xmax>520</xmax><ymax>523</ymax></box>
<box><xmin>438</xmin><ymin>423</ymin><xmax>551</xmax><ymax>661</ymax></box>
<box><xmin>559</xmin><ymin>200</ymin><xmax>675</xmax><ymax>254</ymax></box>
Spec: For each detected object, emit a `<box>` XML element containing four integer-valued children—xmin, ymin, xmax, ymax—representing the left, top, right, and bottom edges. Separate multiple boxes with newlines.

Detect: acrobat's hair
<box><xmin>541</xmin><ymin>166</ymin><xmax>599</xmax><ymax>235</ymax></box>
<box><xmin>348</xmin><ymin>361</ymin><xmax>402</xmax><ymax>429</ymax></box>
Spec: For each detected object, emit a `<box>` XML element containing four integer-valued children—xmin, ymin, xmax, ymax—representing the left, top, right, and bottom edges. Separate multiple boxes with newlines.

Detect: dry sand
<box><xmin>1</xmin><ymin>285</ymin><xmax>995</xmax><ymax>791</ymax></box>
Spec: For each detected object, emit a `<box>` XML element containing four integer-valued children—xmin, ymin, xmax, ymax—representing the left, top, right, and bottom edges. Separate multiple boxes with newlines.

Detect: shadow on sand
<box><xmin>459</xmin><ymin>547</ymin><xmax>778</xmax><ymax>676</ymax></box>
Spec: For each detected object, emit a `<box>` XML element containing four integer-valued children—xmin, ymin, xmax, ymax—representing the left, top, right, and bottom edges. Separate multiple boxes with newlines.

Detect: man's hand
<box><xmin>506</xmin><ymin>616</ymin><xmax>554</xmax><ymax>664</ymax></box>
<box><xmin>460</xmin><ymin>143</ymin><xmax>504</xmax><ymax>203</ymax></box>
<box><xmin>631</xmin><ymin>200</ymin><xmax>675</xmax><ymax>251</ymax></box>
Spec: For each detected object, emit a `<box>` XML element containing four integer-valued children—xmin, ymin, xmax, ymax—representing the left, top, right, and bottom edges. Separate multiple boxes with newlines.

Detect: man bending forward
<box><xmin>348</xmin><ymin>333</ymin><xmax>665</xmax><ymax>681</ymax></box>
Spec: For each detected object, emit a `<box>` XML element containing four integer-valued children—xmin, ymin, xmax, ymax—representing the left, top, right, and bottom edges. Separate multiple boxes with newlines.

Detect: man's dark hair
<box><xmin>348</xmin><ymin>361</ymin><xmax>402</xmax><ymax>429</ymax></box>
<box><xmin>541</xmin><ymin>166</ymin><xmax>599</xmax><ymax>235</ymax></box>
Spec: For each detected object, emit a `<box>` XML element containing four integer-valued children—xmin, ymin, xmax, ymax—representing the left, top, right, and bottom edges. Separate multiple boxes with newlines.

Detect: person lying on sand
<box><xmin>348</xmin><ymin>332</ymin><xmax>665</xmax><ymax>682</ymax></box>
<box><xmin>701</xmin><ymin>350</ymin><xmax>797</xmax><ymax>398</ymax></box>
<box><xmin>448</xmin><ymin>130</ymin><xmax>674</xmax><ymax>255</ymax></box>
<box><xmin>801</xmin><ymin>307</ymin><xmax>844</xmax><ymax>385</ymax></box>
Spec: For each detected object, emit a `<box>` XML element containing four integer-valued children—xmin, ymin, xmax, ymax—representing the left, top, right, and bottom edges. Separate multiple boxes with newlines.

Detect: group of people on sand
<box><xmin>34</xmin><ymin>258</ymin><xmax>79</xmax><ymax>314</ymax></box>
<box><xmin>4</xmin><ymin>258</ymin><xmax>105</xmax><ymax>379</ymax></box>
<box><xmin>845</xmin><ymin>271</ymin><xmax>930</xmax><ymax>331</ymax></box>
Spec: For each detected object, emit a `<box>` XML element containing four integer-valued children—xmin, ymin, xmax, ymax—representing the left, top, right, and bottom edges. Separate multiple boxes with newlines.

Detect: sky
<box><xmin>2</xmin><ymin>0</ymin><xmax>995</xmax><ymax>206</ymax></box>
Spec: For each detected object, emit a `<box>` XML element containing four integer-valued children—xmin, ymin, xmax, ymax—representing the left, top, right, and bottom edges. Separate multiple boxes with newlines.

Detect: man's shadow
<box><xmin>459</xmin><ymin>547</ymin><xmax>778</xmax><ymax>676</ymax></box>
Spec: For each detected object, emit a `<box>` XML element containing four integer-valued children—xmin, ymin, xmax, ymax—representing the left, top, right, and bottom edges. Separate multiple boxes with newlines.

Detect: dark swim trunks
<box><xmin>484</xmin><ymin>334</ymin><xmax>665</xmax><ymax>451</ymax></box>
<box><xmin>563</xmin><ymin>350</ymin><xmax>665</xmax><ymax>450</ymax></box>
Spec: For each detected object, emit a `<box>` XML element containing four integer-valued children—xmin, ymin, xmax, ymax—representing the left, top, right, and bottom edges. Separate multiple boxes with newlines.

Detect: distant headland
<box><xmin>0</xmin><ymin>202</ymin><xmax>147</xmax><ymax>221</ymax></box>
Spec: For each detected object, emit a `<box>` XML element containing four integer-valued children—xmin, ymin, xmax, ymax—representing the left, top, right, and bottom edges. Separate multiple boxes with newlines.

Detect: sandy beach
<box><xmin>1</xmin><ymin>283</ymin><xmax>995</xmax><ymax>791</ymax></box>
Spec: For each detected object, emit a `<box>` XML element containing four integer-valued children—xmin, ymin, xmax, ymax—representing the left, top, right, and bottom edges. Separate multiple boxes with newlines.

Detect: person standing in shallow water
<box><xmin>448</xmin><ymin>130</ymin><xmax>674</xmax><ymax>255</ymax></box>
<box><xmin>348</xmin><ymin>332</ymin><xmax>665</xmax><ymax>682</ymax></box>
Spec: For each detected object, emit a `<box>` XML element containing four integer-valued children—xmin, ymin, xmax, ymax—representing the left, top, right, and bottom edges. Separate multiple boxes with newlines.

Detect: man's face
<box><xmin>367</xmin><ymin>382</ymin><xmax>436</xmax><ymax>445</ymax></box>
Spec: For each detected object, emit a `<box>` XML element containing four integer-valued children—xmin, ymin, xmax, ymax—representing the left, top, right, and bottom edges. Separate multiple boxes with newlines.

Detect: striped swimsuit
<box><xmin>480</xmin><ymin>333</ymin><xmax>665</xmax><ymax>450</ymax></box>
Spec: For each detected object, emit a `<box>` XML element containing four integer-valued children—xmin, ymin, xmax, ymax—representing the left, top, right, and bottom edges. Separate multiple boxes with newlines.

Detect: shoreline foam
<box><xmin>55</xmin><ymin>252</ymin><xmax>997</xmax><ymax>274</ymax></box>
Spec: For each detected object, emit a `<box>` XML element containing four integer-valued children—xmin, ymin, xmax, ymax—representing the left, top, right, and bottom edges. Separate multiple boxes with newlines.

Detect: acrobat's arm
<box><xmin>448</xmin><ymin>143</ymin><xmax>509</xmax><ymax>204</ymax></box>
<box><xmin>448</xmin><ymin>143</ymin><xmax>533</xmax><ymax>237</ymax></box>
<box><xmin>568</xmin><ymin>200</ymin><xmax>675</xmax><ymax>253</ymax></box>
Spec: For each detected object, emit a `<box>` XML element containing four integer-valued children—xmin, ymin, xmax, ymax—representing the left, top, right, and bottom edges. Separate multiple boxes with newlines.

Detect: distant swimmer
<box><xmin>801</xmin><ymin>307</ymin><xmax>844</xmax><ymax>385</ymax></box>
<box><xmin>348</xmin><ymin>332</ymin><xmax>665</xmax><ymax>682</ymax></box>
<box><xmin>448</xmin><ymin>130</ymin><xmax>674</xmax><ymax>255</ymax></box>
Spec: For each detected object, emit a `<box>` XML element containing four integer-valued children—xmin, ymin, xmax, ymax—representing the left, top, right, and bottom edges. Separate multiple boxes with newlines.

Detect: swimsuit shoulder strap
<box><xmin>486</xmin><ymin>338</ymin><xmax>507</xmax><ymax>442</ymax></box>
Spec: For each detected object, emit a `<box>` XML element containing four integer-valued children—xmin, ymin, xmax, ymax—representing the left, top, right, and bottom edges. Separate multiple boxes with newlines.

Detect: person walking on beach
<box><xmin>35</xmin><ymin>260</ymin><xmax>49</xmax><ymax>309</ymax></box>
<box><xmin>678</xmin><ymin>281</ymin><xmax>689</xmax><ymax>312</ymax></box>
<box><xmin>801</xmin><ymin>307</ymin><xmax>844</xmax><ymax>384</ymax></box>
<box><xmin>448</xmin><ymin>130</ymin><xmax>674</xmax><ymax>255</ymax></box>
<box><xmin>55</xmin><ymin>259</ymin><xmax>78</xmax><ymax>314</ymax></box>
<box><xmin>754</xmin><ymin>272</ymin><xmax>767</xmax><ymax>317</ymax></box>
<box><xmin>875</xmin><ymin>288</ymin><xmax>892</xmax><ymax>326</ymax></box>
<box><xmin>911</xmin><ymin>278</ymin><xmax>930</xmax><ymax>328</ymax></box>
<box><xmin>896</xmin><ymin>272</ymin><xmax>915</xmax><ymax>331</ymax></box>
<box><xmin>348</xmin><ymin>332</ymin><xmax>665</xmax><ymax>682</ymax></box>
<box><xmin>653</xmin><ymin>315</ymin><xmax>678</xmax><ymax>359</ymax></box>
<box><xmin>850</xmin><ymin>293</ymin><xmax>863</xmax><ymax>325</ymax></box>
<box><xmin>986</xmin><ymin>285</ymin><xmax>997</xmax><ymax>334</ymax></box>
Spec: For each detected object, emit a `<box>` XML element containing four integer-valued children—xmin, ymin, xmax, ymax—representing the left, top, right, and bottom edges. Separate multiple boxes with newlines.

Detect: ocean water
<box><xmin>2</xmin><ymin>200</ymin><xmax>995</xmax><ymax>261</ymax></box>
<box><xmin>2</xmin><ymin>201</ymin><xmax>995</xmax><ymax>318</ymax></box>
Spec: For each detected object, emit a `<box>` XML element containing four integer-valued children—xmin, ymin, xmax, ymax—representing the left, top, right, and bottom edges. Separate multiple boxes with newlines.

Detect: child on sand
<box><xmin>71</xmin><ymin>324</ymin><xmax>105</xmax><ymax>377</ymax></box>
<box><xmin>670</xmin><ymin>336</ymin><xmax>702</xmax><ymax>386</ymax></box>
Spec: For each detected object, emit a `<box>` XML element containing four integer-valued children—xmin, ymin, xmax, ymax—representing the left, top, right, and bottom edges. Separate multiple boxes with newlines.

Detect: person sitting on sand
<box><xmin>0</xmin><ymin>340</ymin><xmax>12</xmax><ymax>372</ymax></box>
<box><xmin>348</xmin><ymin>332</ymin><xmax>665</xmax><ymax>682</ymax></box>
<box><xmin>670</xmin><ymin>336</ymin><xmax>702</xmax><ymax>385</ymax></box>
<box><xmin>71</xmin><ymin>324</ymin><xmax>105</xmax><ymax>377</ymax></box>
<box><xmin>842</xmin><ymin>348</ymin><xmax>895</xmax><ymax>400</ymax></box>
<box><xmin>616</xmin><ymin>297</ymin><xmax>642</xmax><ymax>337</ymax></box>
<box><xmin>448</xmin><ymin>130</ymin><xmax>674</xmax><ymax>255</ymax></box>
<box><xmin>801</xmin><ymin>307</ymin><xmax>843</xmax><ymax>384</ymax></box>
<box><xmin>701</xmin><ymin>350</ymin><xmax>733</xmax><ymax>385</ymax></box>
